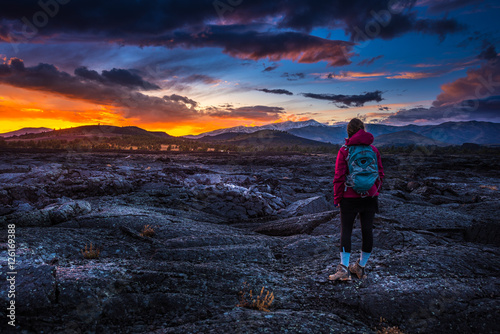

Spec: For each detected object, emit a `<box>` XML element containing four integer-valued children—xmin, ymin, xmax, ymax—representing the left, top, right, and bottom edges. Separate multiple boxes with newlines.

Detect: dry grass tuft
<box><xmin>237</xmin><ymin>282</ymin><xmax>274</xmax><ymax>312</ymax></box>
<box><xmin>140</xmin><ymin>224</ymin><xmax>156</xmax><ymax>237</ymax></box>
<box><xmin>480</xmin><ymin>185</ymin><xmax>498</xmax><ymax>191</ymax></box>
<box><xmin>81</xmin><ymin>242</ymin><xmax>101</xmax><ymax>259</ymax></box>
<box><xmin>378</xmin><ymin>327</ymin><xmax>405</xmax><ymax>334</ymax></box>
<box><xmin>377</xmin><ymin>317</ymin><xmax>405</xmax><ymax>334</ymax></box>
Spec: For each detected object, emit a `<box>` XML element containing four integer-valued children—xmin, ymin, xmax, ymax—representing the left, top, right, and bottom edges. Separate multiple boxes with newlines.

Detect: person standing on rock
<box><xmin>329</xmin><ymin>118</ymin><xmax>384</xmax><ymax>281</ymax></box>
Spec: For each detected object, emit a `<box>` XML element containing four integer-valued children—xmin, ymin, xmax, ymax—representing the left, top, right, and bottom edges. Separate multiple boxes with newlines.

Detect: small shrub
<box><xmin>140</xmin><ymin>224</ymin><xmax>156</xmax><ymax>237</ymax></box>
<box><xmin>378</xmin><ymin>327</ymin><xmax>405</xmax><ymax>334</ymax></box>
<box><xmin>81</xmin><ymin>242</ymin><xmax>101</xmax><ymax>259</ymax></box>
<box><xmin>480</xmin><ymin>185</ymin><xmax>498</xmax><ymax>191</ymax></box>
<box><xmin>237</xmin><ymin>282</ymin><xmax>274</xmax><ymax>312</ymax></box>
<box><xmin>377</xmin><ymin>317</ymin><xmax>405</xmax><ymax>334</ymax></box>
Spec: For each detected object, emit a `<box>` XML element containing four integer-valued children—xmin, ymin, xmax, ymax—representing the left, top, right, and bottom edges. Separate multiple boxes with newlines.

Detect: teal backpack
<box><xmin>344</xmin><ymin>145</ymin><xmax>379</xmax><ymax>195</ymax></box>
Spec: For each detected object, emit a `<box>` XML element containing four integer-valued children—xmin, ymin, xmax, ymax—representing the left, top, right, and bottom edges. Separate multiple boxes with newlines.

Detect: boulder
<box><xmin>4</xmin><ymin>200</ymin><xmax>91</xmax><ymax>227</ymax></box>
<box><xmin>281</xmin><ymin>195</ymin><xmax>332</xmax><ymax>218</ymax></box>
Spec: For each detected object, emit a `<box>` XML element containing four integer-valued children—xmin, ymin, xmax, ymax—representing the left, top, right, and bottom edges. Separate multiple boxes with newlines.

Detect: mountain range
<box><xmin>373</xmin><ymin>131</ymin><xmax>449</xmax><ymax>147</ymax></box>
<box><xmin>192</xmin><ymin>120</ymin><xmax>500</xmax><ymax>146</ymax></box>
<box><xmin>0</xmin><ymin>127</ymin><xmax>53</xmax><ymax>138</ymax></box>
<box><xmin>2</xmin><ymin>120</ymin><xmax>500</xmax><ymax>147</ymax></box>
<box><xmin>199</xmin><ymin>129</ymin><xmax>334</xmax><ymax>148</ymax></box>
<box><xmin>183</xmin><ymin>119</ymin><xmax>326</xmax><ymax>139</ymax></box>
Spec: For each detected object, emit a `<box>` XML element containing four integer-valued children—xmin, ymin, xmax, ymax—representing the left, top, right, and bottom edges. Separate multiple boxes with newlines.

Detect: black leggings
<box><xmin>340</xmin><ymin>197</ymin><xmax>378</xmax><ymax>253</ymax></box>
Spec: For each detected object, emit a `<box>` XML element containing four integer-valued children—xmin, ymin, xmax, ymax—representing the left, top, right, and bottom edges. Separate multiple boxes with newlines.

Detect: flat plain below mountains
<box><xmin>0</xmin><ymin>149</ymin><xmax>499</xmax><ymax>334</ymax></box>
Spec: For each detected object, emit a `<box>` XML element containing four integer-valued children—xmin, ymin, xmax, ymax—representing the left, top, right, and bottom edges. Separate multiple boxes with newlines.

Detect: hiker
<box><xmin>329</xmin><ymin>118</ymin><xmax>384</xmax><ymax>281</ymax></box>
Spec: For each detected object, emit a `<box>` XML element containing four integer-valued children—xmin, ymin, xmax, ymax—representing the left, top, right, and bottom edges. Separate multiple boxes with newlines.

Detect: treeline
<box><xmin>0</xmin><ymin>136</ymin><xmax>340</xmax><ymax>153</ymax></box>
<box><xmin>0</xmin><ymin>136</ymin><xmax>212</xmax><ymax>151</ymax></box>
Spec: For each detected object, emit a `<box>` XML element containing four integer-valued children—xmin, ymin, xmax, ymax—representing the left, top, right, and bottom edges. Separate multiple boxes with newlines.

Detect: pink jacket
<box><xmin>333</xmin><ymin>129</ymin><xmax>384</xmax><ymax>205</ymax></box>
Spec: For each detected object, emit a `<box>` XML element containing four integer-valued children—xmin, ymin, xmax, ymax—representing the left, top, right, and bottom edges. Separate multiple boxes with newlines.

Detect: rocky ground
<box><xmin>0</xmin><ymin>149</ymin><xmax>499</xmax><ymax>334</ymax></box>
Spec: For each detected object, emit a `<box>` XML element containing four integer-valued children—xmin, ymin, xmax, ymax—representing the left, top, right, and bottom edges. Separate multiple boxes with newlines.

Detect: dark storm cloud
<box><xmin>263</xmin><ymin>64</ymin><xmax>279</xmax><ymax>72</ymax></box>
<box><xmin>74</xmin><ymin>66</ymin><xmax>160</xmax><ymax>90</ymax></box>
<box><xmin>151</xmin><ymin>26</ymin><xmax>355</xmax><ymax>66</ymax></box>
<box><xmin>74</xmin><ymin>66</ymin><xmax>102</xmax><ymax>81</ymax></box>
<box><xmin>177</xmin><ymin>74</ymin><xmax>220</xmax><ymax>84</ymax></box>
<box><xmin>281</xmin><ymin>72</ymin><xmax>305</xmax><ymax>81</ymax></box>
<box><xmin>256</xmin><ymin>88</ymin><xmax>294</xmax><ymax>95</ymax></box>
<box><xmin>164</xmin><ymin>94</ymin><xmax>198</xmax><ymax>107</ymax></box>
<box><xmin>101</xmin><ymin>68</ymin><xmax>160</xmax><ymax>90</ymax></box>
<box><xmin>414</xmin><ymin>17</ymin><xmax>466</xmax><ymax>42</ymax></box>
<box><xmin>423</xmin><ymin>0</ymin><xmax>485</xmax><ymax>14</ymax></box>
<box><xmin>0</xmin><ymin>0</ymin><xmax>216</xmax><ymax>38</ymax></box>
<box><xmin>0</xmin><ymin>58</ymin><xmax>199</xmax><ymax>122</ymax></box>
<box><xmin>348</xmin><ymin>12</ymin><xmax>464</xmax><ymax>41</ymax></box>
<box><xmin>209</xmin><ymin>105</ymin><xmax>285</xmax><ymax>121</ymax></box>
<box><xmin>478</xmin><ymin>43</ymin><xmax>498</xmax><ymax>60</ymax></box>
<box><xmin>272</xmin><ymin>0</ymin><xmax>465</xmax><ymax>41</ymax></box>
<box><xmin>301</xmin><ymin>91</ymin><xmax>383</xmax><ymax>107</ymax></box>
<box><xmin>0</xmin><ymin>0</ymin><xmax>465</xmax><ymax>65</ymax></box>
<box><xmin>357</xmin><ymin>55</ymin><xmax>384</xmax><ymax>66</ymax></box>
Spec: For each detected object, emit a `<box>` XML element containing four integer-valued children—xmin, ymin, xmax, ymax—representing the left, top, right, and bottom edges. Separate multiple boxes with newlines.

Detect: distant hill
<box><xmin>197</xmin><ymin>132</ymin><xmax>245</xmax><ymax>142</ymax></box>
<box><xmin>0</xmin><ymin>127</ymin><xmax>53</xmax><ymax>138</ymax></box>
<box><xmin>288</xmin><ymin>126</ymin><xmax>345</xmax><ymax>144</ymax></box>
<box><xmin>221</xmin><ymin>130</ymin><xmax>335</xmax><ymax>148</ymax></box>
<box><xmin>9</xmin><ymin>125</ymin><xmax>172</xmax><ymax>140</ymax></box>
<box><xmin>373</xmin><ymin>131</ymin><xmax>449</xmax><ymax>147</ymax></box>
<box><xmin>184</xmin><ymin>119</ymin><xmax>326</xmax><ymax>139</ymax></box>
<box><xmin>418</xmin><ymin>121</ymin><xmax>500</xmax><ymax>145</ymax></box>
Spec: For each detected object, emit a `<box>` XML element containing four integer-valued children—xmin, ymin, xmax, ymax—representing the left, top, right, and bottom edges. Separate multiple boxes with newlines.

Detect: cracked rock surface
<box><xmin>0</xmin><ymin>151</ymin><xmax>499</xmax><ymax>333</ymax></box>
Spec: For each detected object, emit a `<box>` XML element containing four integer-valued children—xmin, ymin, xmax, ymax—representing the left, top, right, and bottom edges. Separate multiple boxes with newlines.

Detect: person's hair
<box><xmin>347</xmin><ymin>118</ymin><xmax>365</xmax><ymax>138</ymax></box>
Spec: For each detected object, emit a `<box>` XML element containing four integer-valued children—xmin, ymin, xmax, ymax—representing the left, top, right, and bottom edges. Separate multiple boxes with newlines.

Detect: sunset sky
<box><xmin>0</xmin><ymin>0</ymin><xmax>499</xmax><ymax>136</ymax></box>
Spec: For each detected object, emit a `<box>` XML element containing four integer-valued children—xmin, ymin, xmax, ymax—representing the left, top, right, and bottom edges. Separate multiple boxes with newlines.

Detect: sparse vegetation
<box><xmin>377</xmin><ymin>327</ymin><xmax>405</xmax><ymax>334</ymax></box>
<box><xmin>81</xmin><ymin>242</ymin><xmax>101</xmax><ymax>259</ymax></box>
<box><xmin>237</xmin><ymin>282</ymin><xmax>274</xmax><ymax>312</ymax></box>
<box><xmin>480</xmin><ymin>185</ymin><xmax>498</xmax><ymax>191</ymax></box>
<box><xmin>140</xmin><ymin>224</ymin><xmax>156</xmax><ymax>237</ymax></box>
<box><xmin>377</xmin><ymin>317</ymin><xmax>405</xmax><ymax>334</ymax></box>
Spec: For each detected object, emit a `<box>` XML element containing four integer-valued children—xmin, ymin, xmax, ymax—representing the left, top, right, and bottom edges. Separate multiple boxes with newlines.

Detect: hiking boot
<box><xmin>328</xmin><ymin>264</ymin><xmax>351</xmax><ymax>281</ymax></box>
<box><xmin>348</xmin><ymin>260</ymin><xmax>367</xmax><ymax>279</ymax></box>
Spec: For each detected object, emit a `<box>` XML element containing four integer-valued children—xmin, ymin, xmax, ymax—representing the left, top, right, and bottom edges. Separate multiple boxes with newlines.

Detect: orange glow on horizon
<box><xmin>0</xmin><ymin>84</ymin><xmax>298</xmax><ymax>136</ymax></box>
<box><xmin>140</xmin><ymin>117</ymin><xmax>278</xmax><ymax>136</ymax></box>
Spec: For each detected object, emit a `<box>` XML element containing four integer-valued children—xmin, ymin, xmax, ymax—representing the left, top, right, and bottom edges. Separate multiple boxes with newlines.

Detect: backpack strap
<box><xmin>371</xmin><ymin>176</ymin><xmax>382</xmax><ymax>198</ymax></box>
<box><xmin>343</xmin><ymin>145</ymin><xmax>349</xmax><ymax>192</ymax></box>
